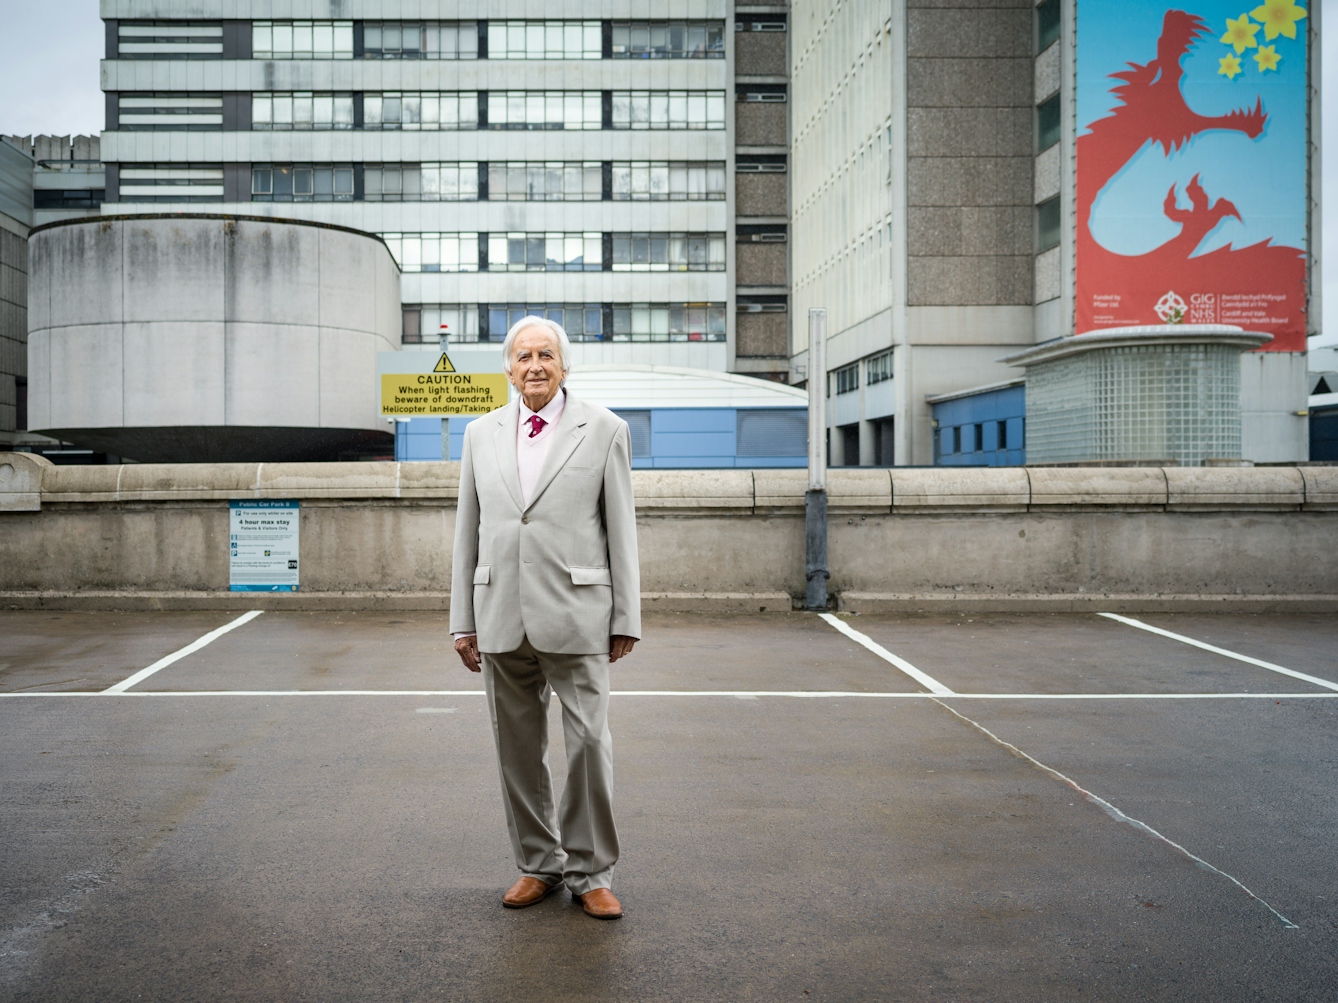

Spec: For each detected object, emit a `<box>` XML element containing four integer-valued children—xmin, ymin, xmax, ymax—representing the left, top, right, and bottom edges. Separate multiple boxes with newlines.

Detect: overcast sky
<box><xmin>0</xmin><ymin>0</ymin><xmax>1333</xmax><ymax>347</ymax></box>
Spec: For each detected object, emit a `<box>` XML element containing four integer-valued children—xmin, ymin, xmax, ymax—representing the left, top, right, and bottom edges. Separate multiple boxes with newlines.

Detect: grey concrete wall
<box><xmin>736</xmin><ymin>313</ymin><xmax>789</xmax><ymax>357</ymax></box>
<box><xmin>26</xmin><ymin>216</ymin><xmax>401</xmax><ymax>461</ymax></box>
<box><xmin>906</xmin><ymin>0</ymin><xmax>1033</xmax><ymax>307</ymax></box>
<box><xmin>2</xmin><ymin>455</ymin><xmax>1335</xmax><ymax>608</ymax></box>
<box><xmin>736</xmin><ymin>32</ymin><xmax>787</xmax><ymax>77</ymax></box>
<box><xmin>736</xmin><ymin>172</ymin><xmax>787</xmax><ymax>217</ymax></box>
<box><xmin>735</xmin><ymin>103</ymin><xmax>788</xmax><ymax>148</ymax></box>
<box><xmin>0</xmin><ymin>224</ymin><xmax>26</xmax><ymax>434</ymax></box>
<box><xmin>736</xmin><ymin>242</ymin><xmax>787</xmax><ymax>286</ymax></box>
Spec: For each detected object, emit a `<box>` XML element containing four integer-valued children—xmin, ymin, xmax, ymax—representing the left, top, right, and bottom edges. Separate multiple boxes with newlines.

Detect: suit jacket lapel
<box><xmin>524</xmin><ymin>392</ymin><xmax>587</xmax><ymax>512</ymax></box>
<box><xmin>492</xmin><ymin>402</ymin><xmax>524</xmax><ymax>511</ymax></box>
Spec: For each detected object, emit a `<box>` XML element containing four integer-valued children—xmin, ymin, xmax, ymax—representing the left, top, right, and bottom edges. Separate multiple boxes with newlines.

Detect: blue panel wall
<box><xmin>1311</xmin><ymin>406</ymin><xmax>1338</xmax><ymax>461</ymax></box>
<box><xmin>404</xmin><ymin>408</ymin><xmax>807</xmax><ymax>468</ymax></box>
<box><xmin>394</xmin><ymin>417</ymin><xmax>444</xmax><ymax>461</ymax></box>
<box><xmin>932</xmin><ymin>385</ymin><xmax>1026</xmax><ymax>466</ymax></box>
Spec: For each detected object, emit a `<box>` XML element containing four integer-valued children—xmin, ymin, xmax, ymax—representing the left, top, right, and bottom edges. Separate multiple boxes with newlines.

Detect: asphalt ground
<box><xmin>1</xmin><ymin>609</ymin><xmax>1336</xmax><ymax>1002</ymax></box>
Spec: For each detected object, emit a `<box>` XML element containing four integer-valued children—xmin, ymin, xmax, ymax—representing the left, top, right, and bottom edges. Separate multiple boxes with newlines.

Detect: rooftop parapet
<box><xmin>4</xmin><ymin>455</ymin><xmax>1332</xmax><ymax>514</ymax></box>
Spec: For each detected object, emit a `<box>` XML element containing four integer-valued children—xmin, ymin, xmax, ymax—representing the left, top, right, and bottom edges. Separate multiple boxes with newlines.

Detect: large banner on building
<box><xmin>1077</xmin><ymin>0</ymin><xmax>1308</xmax><ymax>350</ymax></box>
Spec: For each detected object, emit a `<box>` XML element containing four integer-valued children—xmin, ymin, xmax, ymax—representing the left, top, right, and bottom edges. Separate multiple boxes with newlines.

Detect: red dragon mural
<box><xmin>1077</xmin><ymin>9</ymin><xmax>1306</xmax><ymax>350</ymax></box>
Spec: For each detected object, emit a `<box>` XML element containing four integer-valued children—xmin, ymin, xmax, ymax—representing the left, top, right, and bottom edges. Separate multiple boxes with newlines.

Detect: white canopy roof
<box><xmin>562</xmin><ymin>365</ymin><xmax>807</xmax><ymax>409</ymax></box>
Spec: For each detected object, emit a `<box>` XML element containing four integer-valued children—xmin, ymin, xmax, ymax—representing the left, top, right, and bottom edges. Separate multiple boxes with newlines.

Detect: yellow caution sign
<box><xmin>381</xmin><ymin>371</ymin><xmax>510</xmax><ymax>416</ymax></box>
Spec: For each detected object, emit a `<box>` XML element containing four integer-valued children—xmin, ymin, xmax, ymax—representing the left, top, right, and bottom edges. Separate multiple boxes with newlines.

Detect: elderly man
<box><xmin>451</xmin><ymin>317</ymin><xmax>640</xmax><ymax>920</ymax></box>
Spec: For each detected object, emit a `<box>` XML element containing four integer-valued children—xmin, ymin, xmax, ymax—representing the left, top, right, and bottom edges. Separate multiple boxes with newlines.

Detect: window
<box><xmin>488</xmin><ymin>162</ymin><xmax>602</xmax><ymax>200</ymax></box>
<box><xmin>121</xmin><ymin>164</ymin><xmax>223</xmax><ymax>201</ymax></box>
<box><xmin>737</xmin><ymin>85</ymin><xmax>787</xmax><ymax>103</ymax></box>
<box><xmin>833</xmin><ymin>364</ymin><xmax>859</xmax><ymax>396</ymax></box>
<box><xmin>118</xmin><ymin>93</ymin><xmax>222</xmax><ymax>130</ymax></box>
<box><xmin>613</xmin><ymin>411</ymin><xmax>653</xmax><ymax>457</ymax></box>
<box><xmin>866</xmin><ymin>351</ymin><xmax>893</xmax><ymax>385</ymax></box>
<box><xmin>610</xmin><ymin>162</ymin><xmax>726</xmax><ymax>200</ymax></box>
<box><xmin>488</xmin><ymin>22</ymin><xmax>601</xmax><ymax>59</ymax></box>
<box><xmin>1037</xmin><ymin>94</ymin><xmax>1061</xmax><ymax>152</ymax></box>
<box><xmin>252</xmin><ymin>21</ymin><xmax>353</xmax><ymax>58</ymax></box>
<box><xmin>405</xmin><ymin>305</ymin><xmax>481</xmax><ymax>343</ymax></box>
<box><xmin>380</xmin><ymin>234</ymin><xmax>481</xmax><ymax>273</ymax></box>
<box><xmin>486</xmin><ymin>92</ymin><xmax>602</xmax><ymax>130</ymax></box>
<box><xmin>489</xmin><ymin>304</ymin><xmax>608</xmax><ymax>342</ymax></box>
<box><xmin>997</xmin><ymin>420</ymin><xmax>1009</xmax><ymax>450</ymax></box>
<box><xmin>118</xmin><ymin>22</ymin><xmax>222</xmax><ymax>58</ymax></box>
<box><xmin>737</xmin><ymin>224</ymin><xmax>786</xmax><ymax>242</ymax></box>
<box><xmin>609</xmin><ymin>92</ymin><xmax>726</xmax><ymax>129</ymax></box>
<box><xmin>950</xmin><ymin>427</ymin><xmax>961</xmax><ymax>454</ymax></box>
<box><xmin>736</xmin><ymin>155</ymin><xmax>786</xmax><ymax>173</ymax></box>
<box><xmin>610</xmin><ymin>22</ymin><xmax>725</xmax><ymax>58</ymax></box>
<box><xmin>737</xmin><ymin>410</ymin><xmax>806</xmax><ymax>458</ymax></box>
<box><xmin>364</xmin><ymin>163</ymin><xmax>480</xmax><ymax>201</ymax></box>
<box><xmin>486</xmin><ymin>233</ymin><xmax>604</xmax><ymax>272</ymax></box>
<box><xmin>973</xmin><ymin>424</ymin><xmax>985</xmax><ymax>452</ymax></box>
<box><xmin>610</xmin><ymin>304</ymin><xmax>727</xmax><ymax>342</ymax></box>
<box><xmin>251</xmin><ymin>164</ymin><xmax>354</xmax><ymax>201</ymax></box>
<box><xmin>362</xmin><ymin>22</ymin><xmax>478</xmax><ymax>58</ymax></box>
<box><xmin>736</xmin><ymin>15</ymin><xmax>787</xmax><ymax>32</ymax></box>
<box><xmin>610</xmin><ymin>233</ymin><xmax>726</xmax><ymax>272</ymax></box>
<box><xmin>737</xmin><ymin>296</ymin><xmax>787</xmax><ymax>313</ymax></box>
<box><xmin>1037</xmin><ymin>196</ymin><xmax>1061</xmax><ymax>252</ymax></box>
<box><xmin>33</xmin><ymin>189</ymin><xmax>104</xmax><ymax>209</ymax></box>
<box><xmin>363</xmin><ymin>93</ymin><xmax>479</xmax><ymax>130</ymax></box>
<box><xmin>252</xmin><ymin>93</ymin><xmax>355</xmax><ymax>130</ymax></box>
<box><xmin>1037</xmin><ymin>0</ymin><xmax>1061</xmax><ymax>52</ymax></box>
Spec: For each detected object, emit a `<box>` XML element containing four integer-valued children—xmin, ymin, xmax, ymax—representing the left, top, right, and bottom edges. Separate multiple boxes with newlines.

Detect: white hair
<box><xmin>501</xmin><ymin>316</ymin><xmax>572</xmax><ymax>376</ymax></box>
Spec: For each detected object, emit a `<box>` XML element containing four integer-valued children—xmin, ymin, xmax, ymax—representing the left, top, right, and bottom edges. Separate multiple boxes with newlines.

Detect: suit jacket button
<box><xmin>521</xmin><ymin>515</ymin><xmax>529</xmax><ymax>524</ymax></box>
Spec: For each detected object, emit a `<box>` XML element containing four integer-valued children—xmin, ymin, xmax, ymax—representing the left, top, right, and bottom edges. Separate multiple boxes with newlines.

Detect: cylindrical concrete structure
<box><xmin>27</xmin><ymin>214</ymin><xmax>401</xmax><ymax>462</ymax></box>
<box><xmin>1003</xmin><ymin>326</ymin><xmax>1272</xmax><ymax>467</ymax></box>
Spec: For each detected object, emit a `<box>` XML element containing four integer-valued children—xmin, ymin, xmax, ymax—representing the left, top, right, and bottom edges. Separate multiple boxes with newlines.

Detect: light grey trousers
<box><xmin>481</xmin><ymin>636</ymin><xmax>619</xmax><ymax>896</ymax></box>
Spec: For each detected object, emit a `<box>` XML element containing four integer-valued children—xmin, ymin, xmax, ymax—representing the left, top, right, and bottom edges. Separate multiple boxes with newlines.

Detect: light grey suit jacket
<box><xmin>449</xmin><ymin>391</ymin><xmax>642</xmax><ymax>655</ymax></box>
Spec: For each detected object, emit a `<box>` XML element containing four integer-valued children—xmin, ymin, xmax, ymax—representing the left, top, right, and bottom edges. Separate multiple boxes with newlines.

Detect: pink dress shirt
<box><xmin>517</xmin><ymin>390</ymin><xmax>566</xmax><ymax>508</ymax></box>
<box><xmin>455</xmin><ymin>390</ymin><xmax>565</xmax><ymax>641</ymax></box>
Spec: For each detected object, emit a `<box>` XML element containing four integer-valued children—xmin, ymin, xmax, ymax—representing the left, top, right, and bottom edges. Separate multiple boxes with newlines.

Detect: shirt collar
<box><xmin>520</xmin><ymin>388</ymin><xmax>566</xmax><ymax>425</ymax></box>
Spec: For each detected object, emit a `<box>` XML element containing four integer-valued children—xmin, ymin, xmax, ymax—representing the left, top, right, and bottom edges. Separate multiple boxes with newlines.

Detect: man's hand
<box><xmin>610</xmin><ymin>635</ymin><xmax>637</xmax><ymax>663</ymax></box>
<box><xmin>454</xmin><ymin>634</ymin><xmax>481</xmax><ymax>673</ymax></box>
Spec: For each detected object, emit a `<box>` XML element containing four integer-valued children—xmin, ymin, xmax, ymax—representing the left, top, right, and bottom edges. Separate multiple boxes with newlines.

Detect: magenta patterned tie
<box><xmin>526</xmin><ymin>415</ymin><xmax>547</xmax><ymax>438</ymax></box>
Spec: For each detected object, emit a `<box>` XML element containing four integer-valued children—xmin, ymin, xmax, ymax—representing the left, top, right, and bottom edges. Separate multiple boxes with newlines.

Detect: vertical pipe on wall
<box><xmin>806</xmin><ymin>308</ymin><xmax>828</xmax><ymax>610</ymax></box>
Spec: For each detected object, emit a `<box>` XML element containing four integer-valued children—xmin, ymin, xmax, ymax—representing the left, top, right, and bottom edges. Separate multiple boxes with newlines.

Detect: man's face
<box><xmin>508</xmin><ymin>325</ymin><xmax>564</xmax><ymax>407</ymax></box>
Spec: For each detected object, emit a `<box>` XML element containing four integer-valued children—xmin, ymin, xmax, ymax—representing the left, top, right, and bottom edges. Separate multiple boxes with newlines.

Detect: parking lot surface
<box><xmin>1</xmin><ymin>609</ymin><xmax>1336</xmax><ymax>1001</ymax></box>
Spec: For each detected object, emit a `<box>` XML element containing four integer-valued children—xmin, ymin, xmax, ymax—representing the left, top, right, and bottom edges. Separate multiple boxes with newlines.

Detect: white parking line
<box><xmin>3</xmin><ymin>690</ymin><xmax>1338</xmax><ymax>699</ymax></box>
<box><xmin>1099</xmin><ymin>613</ymin><xmax>1338</xmax><ymax>692</ymax></box>
<box><xmin>817</xmin><ymin>613</ymin><xmax>955</xmax><ymax>695</ymax></box>
<box><xmin>933</xmin><ymin>697</ymin><xmax>1299</xmax><ymax>929</ymax></box>
<box><xmin>100</xmin><ymin>610</ymin><xmax>265</xmax><ymax>695</ymax></box>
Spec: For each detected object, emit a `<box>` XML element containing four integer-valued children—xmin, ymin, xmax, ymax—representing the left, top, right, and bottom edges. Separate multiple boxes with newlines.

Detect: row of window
<box><xmin>116</xmin><ymin>162</ymin><xmax>739</xmax><ymax>204</ymax></box>
<box><xmin>118</xmin><ymin>20</ymin><xmax>740</xmax><ymax>60</ymax></box>
<box><xmin>118</xmin><ymin>91</ymin><xmax>730</xmax><ymax>131</ymax></box>
<box><xmin>380</xmin><ymin>232</ymin><xmax>727</xmax><ymax>273</ymax></box>
<box><xmin>404</xmin><ymin>303</ymin><xmax>727</xmax><ymax>344</ymax></box>
<box><xmin>831</xmin><ymin>351</ymin><xmax>895</xmax><ymax>395</ymax></box>
<box><xmin>939</xmin><ymin>420</ymin><xmax>1024</xmax><ymax>456</ymax></box>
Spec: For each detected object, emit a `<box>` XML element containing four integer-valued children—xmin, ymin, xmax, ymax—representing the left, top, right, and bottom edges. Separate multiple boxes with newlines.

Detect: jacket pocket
<box><xmin>569</xmin><ymin>566</ymin><xmax>612</xmax><ymax>586</ymax></box>
<box><xmin>473</xmin><ymin>565</ymin><xmax>491</xmax><ymax>585</ymax></box>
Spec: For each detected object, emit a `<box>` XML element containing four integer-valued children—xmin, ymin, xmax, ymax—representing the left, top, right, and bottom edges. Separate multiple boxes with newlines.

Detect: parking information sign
<box><xmin>229</xmin><ymin>500</ymin><xmax>300</xmax><ymax>592</ymax></box>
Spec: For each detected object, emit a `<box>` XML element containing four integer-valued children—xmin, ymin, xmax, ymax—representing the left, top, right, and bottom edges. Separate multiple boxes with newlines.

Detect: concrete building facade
<box><xmin>27</xmin><ymin>215</ymin><xmax>400</xmax><ymax>462</ymax></box>
<box><xmin>791</xmin><ymin>0</ymin><xmax>1317</xmax><ymax>467</ymax></box>
<box><xmin>95</xmin><ymin>2</ymin><xmax>792</xmax><ymax>383</ymax></box>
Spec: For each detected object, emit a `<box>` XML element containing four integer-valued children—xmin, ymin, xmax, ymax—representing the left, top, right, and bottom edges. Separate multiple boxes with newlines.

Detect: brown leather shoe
<box><xmin>577</xmin><ymin>888</ymin><xmax>623</xmax><ymax>920</ymax></box>
<box><xmin>502</xmin><ymin>876</ymin><xmax>562</xmax><ymax>909</ymax></box>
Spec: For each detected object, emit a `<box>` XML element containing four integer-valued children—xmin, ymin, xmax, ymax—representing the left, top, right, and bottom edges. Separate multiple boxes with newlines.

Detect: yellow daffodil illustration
<box><xmin>1221</xmin><ymin>13</ymin><xmax>1259</xmax><ymax>53</ymax></box>
<box><xmin>1249</xmin><ymin>0</ymin><xmax>1307</xmax><ymax>41</ymax></box>
<box><xmin>1218</xmin><ymin>53</ymin><xmax>1243</xmax><ymax>79</ymax></box>
<box><xmin>1253</xmin><ymin>44</ymin><xmax>1281</xmax><ymax>72</ymax></box>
